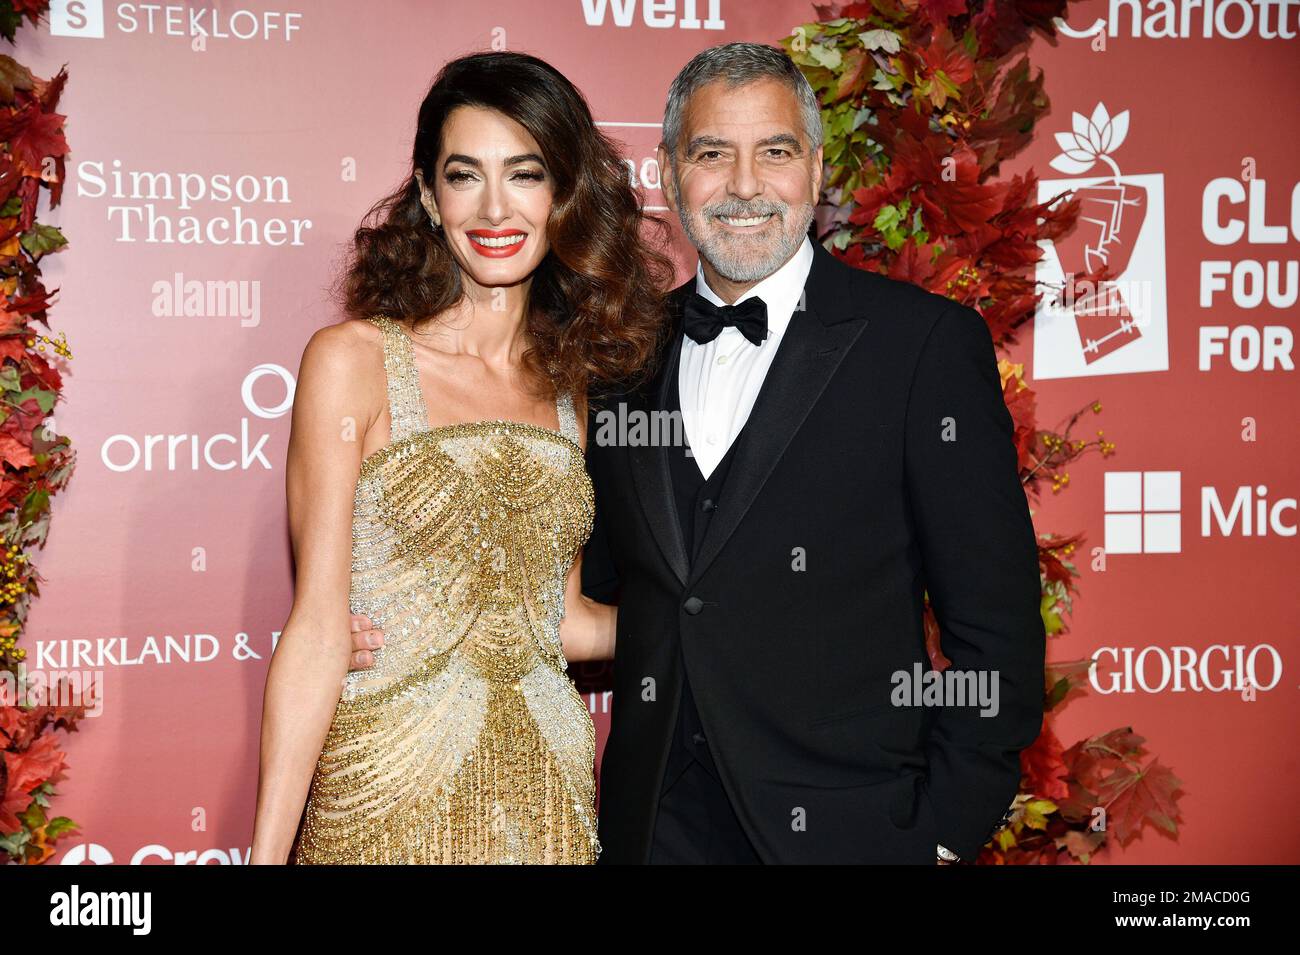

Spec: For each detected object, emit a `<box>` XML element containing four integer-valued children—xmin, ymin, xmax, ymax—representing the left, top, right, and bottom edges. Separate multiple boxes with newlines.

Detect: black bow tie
<box><xmin>682</xmin><ymin>293</ymin><xmax>768</xmax><ymax>347</ymax></box>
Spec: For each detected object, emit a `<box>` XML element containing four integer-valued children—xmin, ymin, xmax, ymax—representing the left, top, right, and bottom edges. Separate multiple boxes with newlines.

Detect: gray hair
<box><xmin>662</xmin><ymin>42</ymin><xmax>823</xmax><ymax>161</ymax></box>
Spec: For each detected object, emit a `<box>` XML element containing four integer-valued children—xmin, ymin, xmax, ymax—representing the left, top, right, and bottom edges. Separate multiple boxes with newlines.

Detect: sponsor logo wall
<box><xmin>18</xmin><ymin>1</ymin><xmax>1298</xmax><ymax>863</ymax></box>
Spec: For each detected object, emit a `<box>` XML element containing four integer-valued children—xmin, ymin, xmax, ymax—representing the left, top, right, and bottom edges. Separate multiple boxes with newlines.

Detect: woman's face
<box><xmin>426</xmin><ymin>106</ymin><xmax>554</xmax><ymax>294</ymax></box>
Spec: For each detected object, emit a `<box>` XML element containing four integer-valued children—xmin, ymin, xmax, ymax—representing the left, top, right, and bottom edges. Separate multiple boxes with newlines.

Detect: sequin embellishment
<box><xmin>294</xmin><ymin>315</ymin><xmax>598</xmax><ymax>864</ymax></box>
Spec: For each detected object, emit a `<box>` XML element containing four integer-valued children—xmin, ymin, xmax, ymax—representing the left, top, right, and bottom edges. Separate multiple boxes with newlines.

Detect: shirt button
<box><xmin>716</xmin><ymin>354</ymin><xmax>728</xmax><ymax>366</ymax></box>
<box><xmin>706</xmin><ymin>433</ymin><xmax>718</xmax><ymax>445</ymax></box>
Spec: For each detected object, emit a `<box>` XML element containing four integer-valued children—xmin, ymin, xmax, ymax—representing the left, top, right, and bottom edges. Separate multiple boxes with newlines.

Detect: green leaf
<box><xmin>1041</xmin><ymin>591</ymin><xmax>1065</xmax><ymax>635</ymax></box>
<box><xmin>808</xmin><ymin>43</ymin><xmax>842</xmax><ymax>71</ymax></box>
<box><xmin>0</xmin><ymin>831</ymin><xmax>29</xmax><ymax>856</ymax></box>
<box><xmin>859</xmin><ymin>29</ymin><xmax>901</xmax><ymax>54</ymax></box>
<box><xmin>1045</xmin><ymin>676</ymin><xmax>1072</xmax><ymax>710</ymax></box>
<box><xmin>20</xmin><ymin>223</ymin><xmax>68</xmax><ymax>259</ymax></box>
<box><xmin>873</xmin><ymin>203</ymin><xmax>903</xmax><ymax>233</ymax></box>
<box><xmin>21</xmin><ymin>486</ymin><xmax>49</xmax><ymax>527</ymax></box>
<box><xmin>45</xmin><ymin>817</ymin><xmax>80</xmax><ymax>840</ymax></box>
<box><xmin>13</xmin><ymin>386</ymin><xmax>56</xmax><ymax>413</ymax></box>
<box><xmin>0</xmin><ymin>7</ymin><xmax>23</xmax><ymax>45</ymax></box>
<box><xmin>18</xmin><ymin>799</ymin><xmax>45</xmax><ymax>831</ymax></box>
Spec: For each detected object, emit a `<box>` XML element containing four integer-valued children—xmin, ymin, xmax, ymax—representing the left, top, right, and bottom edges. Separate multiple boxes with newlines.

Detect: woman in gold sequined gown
<box><xmin>251</xmin><ymin>52</ymin><xmax>670</xmax><ymax>865</ymax></box>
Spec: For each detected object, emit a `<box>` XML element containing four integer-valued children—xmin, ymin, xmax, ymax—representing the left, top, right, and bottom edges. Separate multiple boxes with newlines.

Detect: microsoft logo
<box><xmin>1104</xmin><ymin>471</ymin><xmax>1181</xmax><ymax>554</ymax></box>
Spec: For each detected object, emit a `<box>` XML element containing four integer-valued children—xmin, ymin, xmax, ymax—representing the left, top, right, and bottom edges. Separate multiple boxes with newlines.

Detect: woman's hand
<box><xmin>346</xmin><ymin>613</ymin><xmax>385</xmax><ymax>670</ymax></box>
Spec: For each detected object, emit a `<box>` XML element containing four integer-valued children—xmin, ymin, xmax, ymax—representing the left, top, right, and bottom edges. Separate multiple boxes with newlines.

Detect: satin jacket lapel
<box><xmin>627</xmin><ymin>288</ymin><xmax>691</xmax><ymax>587</ymax></box>
<box><xmin>687</xmin><ymin>246</ymin><xmax>870</xmax><ymax>587</ymax></box>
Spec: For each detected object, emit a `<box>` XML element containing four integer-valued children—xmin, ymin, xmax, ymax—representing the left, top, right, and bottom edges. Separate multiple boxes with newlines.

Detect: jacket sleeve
<box><xmin>581</xmin><ymin>414</ymin><xmax>621</xmax><ymax>605</ymax></box>
<box><xmin>903</xmin><ymin>301</ymin><xmax>1046</xmax><ymax>859</ymax></box>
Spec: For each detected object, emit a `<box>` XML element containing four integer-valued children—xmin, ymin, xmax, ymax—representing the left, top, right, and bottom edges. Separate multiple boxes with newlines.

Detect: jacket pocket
<box><xmin>807</xmin><ymin>699</ymin><xmax>897</xmax><ymax>729</ymax></box>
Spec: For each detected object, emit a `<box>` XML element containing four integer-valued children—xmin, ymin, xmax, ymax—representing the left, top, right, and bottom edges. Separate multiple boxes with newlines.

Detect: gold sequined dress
<box><xmin>294</xmin><ymin>314</ymin><xmax>599</xmax><ymax>864</ymax></box>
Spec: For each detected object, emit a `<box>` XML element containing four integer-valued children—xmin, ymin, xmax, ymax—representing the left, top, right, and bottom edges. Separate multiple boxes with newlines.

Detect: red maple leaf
<box><xmin>1039</xmin><ymin>534</ymin><xmax>1084</xmax><ymax>586</ymax></box>
<box><xmin>1097</xmin><ymin>759</ymin><xmax>1184</xmax><ymax>843</ymax></box>
<box><xmin>8</xmin><ymin>105</ymin><xmax>69</xmax><ymax>177</ymax></box>
<box><xmin>888</xmin><ymin>237</ymin><xmax>939</xmax><ymax>287</ymax></box>
<box><xmin>7</xmin><ymin>730</ymin><xmax>66</xmax><ymax>792</ymax></box>
<box><xmin>0</xmin><ymin>432</ymin><xmax>36</xmax><ymax>470</ymax></box>
<box><xmin>920</xmin><ymin>28</ymin><xmax>976</xmax><ymax>86</ymax></box>
<box><xmin>919</xmin><ymin>0</ymin><xmax>969</xmax><ymax>27</ymax></box>
<box><xmin>1</xmin><ymin>336</ymin><xmax>29</xmax><ymax>362</ymax></box>
<box><xmin>1022</xmin><ymin>716</ymin><xmax>1070</xmax><ymax>800</ymax></box>
<box><xmin>1</xmin><ymin>731</ymin><xmax>70</xmax><ymax>830</ymax></box>
<box><xmin>5</xmin><ymin>395</ymin><xmax>45</xmax><ymax>436</ymax></box>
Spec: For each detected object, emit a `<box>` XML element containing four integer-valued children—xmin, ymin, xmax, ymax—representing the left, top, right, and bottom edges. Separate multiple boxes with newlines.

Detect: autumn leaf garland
<box><xmin>0</xmin><ymin>2</ymin><xmax>84</xmax><ymax>866</ymax></box>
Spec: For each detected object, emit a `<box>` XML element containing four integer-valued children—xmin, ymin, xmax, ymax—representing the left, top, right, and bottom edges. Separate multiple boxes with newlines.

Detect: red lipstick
<box><xmin>465</xmin><ymin>228</ymin><xmax>528</xmax><ymax>258</ymax></box>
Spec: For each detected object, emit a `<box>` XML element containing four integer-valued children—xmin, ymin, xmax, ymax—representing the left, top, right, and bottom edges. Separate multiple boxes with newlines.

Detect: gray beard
<box><xmin>678</xmin><ymin>200</ymin><xmax>815</xmax><ymax>284</ymax></box>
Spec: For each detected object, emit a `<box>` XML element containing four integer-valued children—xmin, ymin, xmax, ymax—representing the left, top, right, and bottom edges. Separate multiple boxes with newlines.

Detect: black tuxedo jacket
<box><xmin>582</xmin><ymin>243</ymin><xmax>1045</xmax><ymax>864</ymax></box>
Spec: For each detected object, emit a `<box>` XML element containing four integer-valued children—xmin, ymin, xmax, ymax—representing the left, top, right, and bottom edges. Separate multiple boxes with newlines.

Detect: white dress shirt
<box><xmin>678</xmin><ymin>236</ymin><xmax>815</xmax><ymax>479</ymax></box>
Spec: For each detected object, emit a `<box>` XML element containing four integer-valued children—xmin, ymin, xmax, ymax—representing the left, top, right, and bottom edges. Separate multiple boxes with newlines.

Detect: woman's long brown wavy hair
<box><xmin>333</xmin><ymin>51</ymin><xmax>674</xmax><ymax>399</ymax></box>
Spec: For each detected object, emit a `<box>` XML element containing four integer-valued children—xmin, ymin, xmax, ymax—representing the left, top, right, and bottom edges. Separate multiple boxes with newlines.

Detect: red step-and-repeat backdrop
<box><xmin>18</xmin><ymin>0</ymin><xmax>1298</xmax><ymax>864</ymax></box>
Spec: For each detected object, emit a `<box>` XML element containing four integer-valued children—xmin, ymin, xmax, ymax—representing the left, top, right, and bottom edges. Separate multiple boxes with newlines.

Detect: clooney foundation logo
<box><xmin>1034</xmin><ymin>103</ymin><xmax>1169</xmax><ymax>380</ymax></box>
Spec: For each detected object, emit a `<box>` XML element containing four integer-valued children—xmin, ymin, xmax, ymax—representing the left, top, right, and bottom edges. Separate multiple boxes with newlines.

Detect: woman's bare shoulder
<box><xmin>295</xmin><ymin>318</ymin><xmax>386</xmax><ymax>412</ymax></box>
<box><xmin>300</xmin><ymin>317</ymin><xmax>382</xmax><ymax>369</ymax></box>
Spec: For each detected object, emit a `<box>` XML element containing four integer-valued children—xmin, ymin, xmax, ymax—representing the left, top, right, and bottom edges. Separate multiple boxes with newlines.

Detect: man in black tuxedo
<box><xmin>580</xmin><ymin>43</ymin><xmax>1045</xmax><ymax>864</ymax></box>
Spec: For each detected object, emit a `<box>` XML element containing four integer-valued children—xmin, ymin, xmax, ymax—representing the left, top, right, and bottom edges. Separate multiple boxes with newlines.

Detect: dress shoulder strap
<box><xmin>364</xmin><ymin>315</ymin><xmax>430</xmax><ymax>442</ymax></box>
<box><xmin>555</xmin><ymin>390</ymin><xmax>581</xmax><ymax>446</ymax></box>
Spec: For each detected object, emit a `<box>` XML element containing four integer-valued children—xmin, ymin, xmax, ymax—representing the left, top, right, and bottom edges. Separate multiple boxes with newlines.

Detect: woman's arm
<box><xmin>250</xmin><ymin>322</ymin><xmax>376</xmax><ymax>864</ymax></box>
<box><xmin>559</xmin><ymin>390</ymin><xmax>616</xmax><ymax>663</ymax></box>
<box><xmin>559</xmin><ymin>552</ymin><xmax>616</xmax><ymax>662</ymax></box>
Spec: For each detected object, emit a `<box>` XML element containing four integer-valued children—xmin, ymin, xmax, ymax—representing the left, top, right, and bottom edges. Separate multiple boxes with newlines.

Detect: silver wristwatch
<box><xmin>936</xmin><ymin>843</ymin><xmax>961</xmax><ymax>863</ymax></box>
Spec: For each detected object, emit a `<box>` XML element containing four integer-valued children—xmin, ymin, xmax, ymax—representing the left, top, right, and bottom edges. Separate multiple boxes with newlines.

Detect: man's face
<box><xmin>660</xmin><ymin>77</ymin><xmax>822</xmax><ymax>285</ymax></box>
